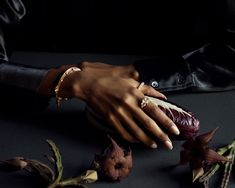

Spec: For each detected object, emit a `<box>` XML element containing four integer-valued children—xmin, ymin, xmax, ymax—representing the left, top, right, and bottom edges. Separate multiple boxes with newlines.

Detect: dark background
<box><xmin>6</xmin><ymin>0</ymin><xmax>226</xmax><ymax>55</ymax></box>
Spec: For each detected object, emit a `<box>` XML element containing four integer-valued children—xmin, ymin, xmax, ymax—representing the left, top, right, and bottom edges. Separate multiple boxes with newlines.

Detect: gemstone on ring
<box><xmin>141</xmin><ymin>97</ymin><xmax>149</xmax><ymax>109</ymax></box>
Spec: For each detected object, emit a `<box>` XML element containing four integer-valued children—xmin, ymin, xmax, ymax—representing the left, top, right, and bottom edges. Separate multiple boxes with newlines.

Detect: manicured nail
<box><xmin>162</xmin><ymin>94</ymin><xmax>167</xmax><ymax>100</ymax></box>
<box><xmin>165</xmin><ymin>140</ymin><xmax>173</xmax><ymax>150</ymax></box>
<box><xmin>150</xmin><ymin>143</ymin><xmax>158</xmax><ymax>149</ymax></box>
<box><xmin>170</xmin><ymin>125</ymin><xmax>180</xmax><ymax>135</ymax></box>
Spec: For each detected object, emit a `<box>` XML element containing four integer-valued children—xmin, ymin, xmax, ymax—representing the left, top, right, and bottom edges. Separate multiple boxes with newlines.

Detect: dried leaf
<box><xmin>80</xmin><ymin>170</ymin><xmax>98</xmax><ymax>183</ymax></box>
<box><xmin>192</xmin><ymin>167</ymin><xmax>204</xmax><ymax>182</ymax></box>
<box><xmin>25</xmin><ymin>159</ymin><xmax>55</xmax><ymax>182</ymax></box>
<box><xmin>1</xmin><ymin>157</ymin><xmax>54</xmax><ymax>183</ymax></box>
<box><xmin>1</xmin><ymin>157</ymin><xmax>27</xmax><ymax>170</ymax></box>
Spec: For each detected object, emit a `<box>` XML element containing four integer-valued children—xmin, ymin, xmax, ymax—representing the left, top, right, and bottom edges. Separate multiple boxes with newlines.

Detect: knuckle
<box><xmin>122</xmin><ymin>93</ymin><xmax>132</xmax><ymax>104</ymax></box>
<box><xmin>115</xmin><ymin>105</ymin><xmax>123</xmax><ymax>114</ymax></box>
<box><xmin>128</xmin><ymin>87</ymin><xmax>137</xmax><ymax>95</ymax></box>
<box><xmin>133</xmin><ymin>70</ymin><xmax>139</xmax><ymax>77</ymax></box>
<box><xmin>80</xmin><ymin>61</ymin><xmax>89</xmax><ymax>69</ymax></box>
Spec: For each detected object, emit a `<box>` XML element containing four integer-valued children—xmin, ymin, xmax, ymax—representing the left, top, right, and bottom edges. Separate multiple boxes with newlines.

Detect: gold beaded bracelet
<box><xmin>55</xmin><ymin>67</ymin><xmax>81</xmax><ymax>108</ymax></box>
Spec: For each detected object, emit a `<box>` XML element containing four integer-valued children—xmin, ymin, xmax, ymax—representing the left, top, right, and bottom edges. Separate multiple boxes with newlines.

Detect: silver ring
<box><xmin>137</xmin><ymin>82</ymin><xmax>145</xmax><ymax>90</ymax></box>
<box><xmin>141</xmin><ymin>96</ymin><xmax>149</xmax><ymax>109</ymax></box>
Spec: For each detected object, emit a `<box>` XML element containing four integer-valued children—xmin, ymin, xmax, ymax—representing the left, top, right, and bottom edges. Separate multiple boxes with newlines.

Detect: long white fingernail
<box><xmin>170</xmin><ymin>126</ymin><xmax>180</xmax><ymax>135</ymax></box>
<box><xmin>150</xmin><ymin>143</ymin><xmax>158</xmax><ymax>149</ymax></box>
<box><xmin>165</xmin><ymin>140</ymin><xmax>173</xmax><ymax>150</ymax></box>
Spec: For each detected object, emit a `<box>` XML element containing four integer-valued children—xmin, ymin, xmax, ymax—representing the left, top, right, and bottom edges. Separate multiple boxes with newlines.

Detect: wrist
<box><xmin>57</xmin><ymin>70</ymin><xmax>86</xmax><ymax>100</ymax></box>
<box><xmin>37</xmin><ymin>65</ymin><xmax>76</xmax><ymax>97</ymax></box>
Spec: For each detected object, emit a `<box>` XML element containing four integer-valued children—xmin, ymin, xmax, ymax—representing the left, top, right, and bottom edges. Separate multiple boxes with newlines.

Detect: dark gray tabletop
<box><xmin>0</xmin><ymin>52</ymin><xmax>235</xmax><ymax>188</ymax></box>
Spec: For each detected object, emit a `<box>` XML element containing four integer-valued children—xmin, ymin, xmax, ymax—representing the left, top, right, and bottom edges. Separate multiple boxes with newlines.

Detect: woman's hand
<box><xmin>59</xmin><ymin>62</ymin><xmax>179</xmax><ymax>149</ymax></box>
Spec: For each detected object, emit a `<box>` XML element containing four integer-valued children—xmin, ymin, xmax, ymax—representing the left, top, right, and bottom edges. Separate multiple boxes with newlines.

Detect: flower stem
<box><xmin>199</xmin><ymin>140</ymin><xmax>235</xmax><ymax>184</ymax></box>
<box><xmin>57</xmin><ymin>177</ymin><xmax>87</xmax><ymax>188</ymax></box>
<box><xmin>220</xmin><ymin>144</ymin><xmax>235</xmax><ymax>188</ymax></box>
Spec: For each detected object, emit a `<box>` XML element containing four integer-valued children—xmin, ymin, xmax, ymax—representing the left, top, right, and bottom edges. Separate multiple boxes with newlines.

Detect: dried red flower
<box><xmin>92</xmin><ymin>136</ymin><xmax>132</xmax><ymax>182</ymax></box>
<box><xmin>179</xmin><ymin>128</ymin><xmax>229</xmax><ymax>182</ymax></box>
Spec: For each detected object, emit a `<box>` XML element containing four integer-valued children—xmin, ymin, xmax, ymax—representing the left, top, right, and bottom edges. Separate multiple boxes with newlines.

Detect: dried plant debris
<box><xmin>92</xmin><ymin>136</ymin><xmax>132</xmax><ymax>182</ymax></box>
<box><xmin>0</xmin><ymin>140</ymin><xmax>97</xmax><ymax>188</ymax></box>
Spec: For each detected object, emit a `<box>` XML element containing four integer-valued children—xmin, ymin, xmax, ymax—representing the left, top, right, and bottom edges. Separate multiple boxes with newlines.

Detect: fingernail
<box><xmin>150</xmin><ymin>143</ymin><xmax>158</xmax><ymax>149</ymax></box>
<box><xmin>165</xmin><ymin>140</ymin><xmax>173</xmax><ymax>150</ymax></box>
<box><xmin>170</xmin><ymin>125</ymin><xmax>180</xmax><ymax>135</ymax></box>
<box><xmin>162</xmin><ymin>94</ymin><xmax>167</xmax><ymax>100</ymax></box>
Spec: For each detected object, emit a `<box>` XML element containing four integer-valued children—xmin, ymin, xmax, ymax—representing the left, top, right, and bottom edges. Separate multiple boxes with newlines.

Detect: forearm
<box><xmin>0</xmin><ymin>59</ymin><xmax>75</xmax><ymax>111</ymax></box>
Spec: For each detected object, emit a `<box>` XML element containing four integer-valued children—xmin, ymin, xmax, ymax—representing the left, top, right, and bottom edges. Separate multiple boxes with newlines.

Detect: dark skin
<box><xmin>58</xmin><ymin>62</ymin><xmax>179</xmax><ymax>149</ymax></box>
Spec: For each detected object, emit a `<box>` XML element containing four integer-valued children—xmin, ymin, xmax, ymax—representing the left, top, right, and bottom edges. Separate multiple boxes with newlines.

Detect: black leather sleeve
<box><xmin>0</xmin><ymin>0</ymin><xmax>50</xmax><ymax>112</ymax></box>
<box><xmin>0</xmin><ymin>0</ymin><xmax>26</xmax><ymax>25</ymax></box>
<box><xmin>182</xmin><ymin>0</ymin><xmax>235</xmax><ymax>92</ymax></box>
<box><xmin>134</xmin><ymin>56</ymin><xmax>193</xmax><ymax>93</ymax></box>
<box><xmin>0</xmin><ymin>60</ymin><xmax>48</xmax><ymax>92</ymax></box>
<box><xmin>134</xmin><ymin>0</ymin><xmax>235</xmax><ymax>93</ymax></box>
<box><xmin>134</xmin><ymin>44</ymin><xmax>235</xmax><ymax>93</ymax></box>
<box><xmin>0</xmin><ymin>60</ymin><xmax>50</xmax><ymax>112</ymax></box>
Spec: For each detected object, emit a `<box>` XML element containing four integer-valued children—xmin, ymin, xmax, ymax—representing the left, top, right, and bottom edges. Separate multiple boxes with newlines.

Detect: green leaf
<box><xmin>46</xmin><ymin>140</ymin><xmax>63</xmax><ymax>188</ymax></box>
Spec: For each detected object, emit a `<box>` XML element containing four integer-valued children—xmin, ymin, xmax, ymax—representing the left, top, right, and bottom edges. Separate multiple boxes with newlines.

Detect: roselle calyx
<box><xmin>92</xmin><ymin>136</ymin><xmax>132</xmax><ymax>182</ymax></box>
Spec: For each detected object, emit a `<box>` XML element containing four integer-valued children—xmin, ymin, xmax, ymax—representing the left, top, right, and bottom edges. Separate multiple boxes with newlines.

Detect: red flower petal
<box><xmin>196</xmin><ymin>127</ymin><xmax>219</xmax><ymax>145</ymax></box>
<box><xmin>203</xmin><ymin>148</ymin><xmax>229</xmax><ymax>164</ymax></box>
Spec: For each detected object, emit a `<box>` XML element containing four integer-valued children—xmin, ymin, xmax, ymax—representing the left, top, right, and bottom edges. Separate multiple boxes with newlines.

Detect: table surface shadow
<box><xmin>0</xmin><ymin>52</ymin><xmax>234</xmax><ymax>188</ymax></box>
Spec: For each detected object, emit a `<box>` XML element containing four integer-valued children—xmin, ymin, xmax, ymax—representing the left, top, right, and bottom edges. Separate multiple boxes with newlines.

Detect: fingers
<box><xmin>128</xmin><ymin>103</ymin><xmax>173</xmax><ymax>150</ymax></box>
<box><xmin>107</xmin><ymin>113</ymin><xmax>138</xmax><ymax>143</ymax></box>
<box><xmin>140</xmin><ymin>84</ymin><xmax>167</xmax><ymax>100</ymax></box>
<box><xmin>115</xmin><ymin>107</ymin><xmax>158</xmax><ymax>149</ymax></box>
<box><xmin>117</xmin><ymin>85</ymin><xmax>174</xmax><ymax>149</ymax></box>
<box><xmin>143</xmin><ymin>100</ymin><xmax>180</xmax><ymax>136</ymax></box>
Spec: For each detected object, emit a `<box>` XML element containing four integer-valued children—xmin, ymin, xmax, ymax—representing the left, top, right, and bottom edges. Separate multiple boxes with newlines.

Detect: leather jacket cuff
<box><xmin>183</xmin><ymin>43</ymin><xmax>235</xmax><ymax>92</ymax></box>
<box><xmin>0</xmin><ymin>60</ymin><xmax>49</xmax><ymax>92</ymax></box>
<box><xmin>134</xmin><ymin>43</ymin><xmax>235</xmax><ymax>93</ymax></box>
<box><xmin>133</xmin><ymin>56</ymin><xmax>193</xmax><ymax>93</ymax></box>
